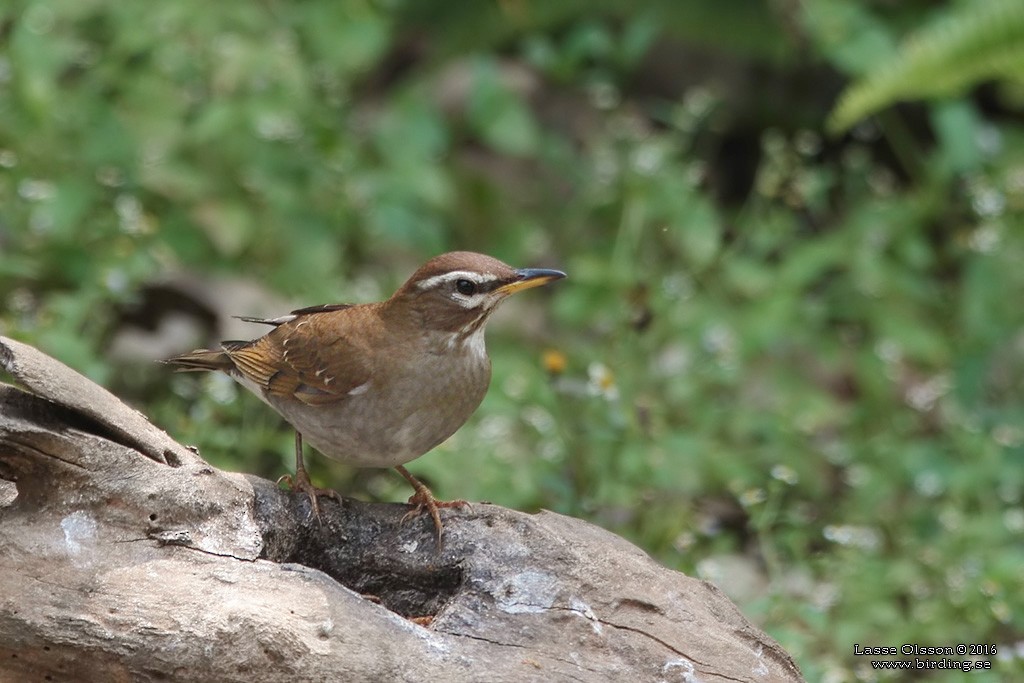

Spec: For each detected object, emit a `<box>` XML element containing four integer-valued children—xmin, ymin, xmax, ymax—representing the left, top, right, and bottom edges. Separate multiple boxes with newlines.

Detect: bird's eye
<box><xmin>455</xmin><ymin>279</ymin><xmax>477</xmax><ymax>296</ymax></box>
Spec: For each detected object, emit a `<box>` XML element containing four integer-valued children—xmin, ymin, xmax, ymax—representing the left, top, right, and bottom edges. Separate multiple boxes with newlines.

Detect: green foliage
<box><xmin>828</xmin><ymin>0</ymin><xmax>1024</xmax><ymax>132</ymax></box>
<box><xmin>2</xmin><ymin>1</ymin><xmax>1024</xmax><ymax>680</ymax></box>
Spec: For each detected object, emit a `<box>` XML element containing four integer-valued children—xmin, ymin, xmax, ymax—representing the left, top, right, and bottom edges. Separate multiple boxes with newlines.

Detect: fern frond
<box><xmin>828</xmin><ymin>0</ymin><xmax>1024</xmax><ymax>133</ymax></box>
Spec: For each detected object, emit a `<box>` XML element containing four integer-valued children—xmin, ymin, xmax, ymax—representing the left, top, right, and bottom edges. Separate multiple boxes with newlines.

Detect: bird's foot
<box><xmin>394</xmin><ymin>465</ymin><xmax>471</xmax><ymax>545</ymax></box>
<box><xmin>277</xmin><ymin>471</ymin><xmax>340</xmax><ymax>523</ymax></box>
<box><xmin>401</xmin><ymin>487</ymin><xmax>471</xmax><ymax>545</ymax></box>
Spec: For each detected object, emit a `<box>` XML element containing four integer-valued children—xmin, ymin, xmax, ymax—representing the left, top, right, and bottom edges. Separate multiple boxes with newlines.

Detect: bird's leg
<box><xmin>395</xmin><ymin>465</ymin><xmax>471</xmax><ymax>544</ymax></box>
<box><xmin>277</xmin><ymin>431</ymin><xmax>340</xmax><ymax>522</ymax></box>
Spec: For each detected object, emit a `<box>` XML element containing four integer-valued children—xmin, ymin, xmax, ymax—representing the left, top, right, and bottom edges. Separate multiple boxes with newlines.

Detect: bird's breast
<box><xmin>269</xmin><ymin>345</ymin><xmax>491</xmax><ymax>468</ymax></box>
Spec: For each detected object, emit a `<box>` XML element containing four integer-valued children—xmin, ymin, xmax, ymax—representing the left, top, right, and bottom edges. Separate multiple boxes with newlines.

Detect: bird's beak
<box><xmin>496</xmin><ymin>268</ymin><xmax>567</xmax><ymax>295</ymax></box>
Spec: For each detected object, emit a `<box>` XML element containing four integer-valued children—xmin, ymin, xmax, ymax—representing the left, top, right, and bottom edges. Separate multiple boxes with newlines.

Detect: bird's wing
<box><xmin>288</xmin><ymin>303</ymin><xmax>356</xmax><ymax>316</ymax></box>
<box><xmin>226</xmin><ymin>308</ymin><xmax>373</xmax><ymax>407</ymax></box>
<box><xmin>235</xmin><ymin>303</ymin><xmax>354</xmax><ymax>327</ymax></box>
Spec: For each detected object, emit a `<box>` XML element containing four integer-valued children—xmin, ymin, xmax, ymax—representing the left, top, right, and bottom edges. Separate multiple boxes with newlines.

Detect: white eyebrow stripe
<box><xmin>415</xmin><ymin>270</ymin><xmax>500</xmax><ymax>290</ymax></box>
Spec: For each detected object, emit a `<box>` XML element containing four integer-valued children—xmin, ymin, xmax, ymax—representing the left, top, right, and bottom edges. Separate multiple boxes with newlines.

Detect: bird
<box><xmin>165</xmin><ymin>251</ymin><xmax>565</xmax><ymax>542</ymax></box>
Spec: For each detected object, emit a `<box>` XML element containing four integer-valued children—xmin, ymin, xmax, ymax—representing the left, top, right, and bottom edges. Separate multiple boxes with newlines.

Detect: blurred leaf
<box><xmin>829</xmin><ymin>0</ymin><xmax>1024</xmax><ymax>132</ymax></box>
<box><xmin>466</xmin><ymin>58</ymin><xmax>540</xmax><ymax>155</ymax></box>
<box><xmin>38</xmin><ymin>179</ymin><xmax>93</xmax><ymax>239</ymax></box>
<box><xmin>296</xmin><ymin>3</ymin><xmax>390</xmax><ymax>75</ymax></box>
<box><xmin>191</xmin><ymin>201</ymin><xmax>252</xmax><ymax>257</ymax></box>
<box><xmin>801</xmin><ymin>0</ymin><xmax>897</xmax><ymax>76</ymax></box>
<box><xmin>930</xmin><ymin>99</ymin><xmax>984</xmax><ymax>174</ymax></box>
<box><xmin>675</xmin><ymin>201</ymin><xmax>720</xmax><ymax>270</ymax></box>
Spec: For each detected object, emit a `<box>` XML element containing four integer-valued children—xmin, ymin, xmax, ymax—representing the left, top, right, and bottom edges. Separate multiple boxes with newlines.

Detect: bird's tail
<box><xmin>163</xmin><ymin>347</ymin><xmax>237</xmax><ymax>372</ymax></box>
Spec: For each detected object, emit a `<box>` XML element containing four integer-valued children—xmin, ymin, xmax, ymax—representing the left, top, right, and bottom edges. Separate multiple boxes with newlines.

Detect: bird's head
<box><xmin>389</xmin><ymin>251</ymin><xmax>566</xmax><ymax>339</ymax></box>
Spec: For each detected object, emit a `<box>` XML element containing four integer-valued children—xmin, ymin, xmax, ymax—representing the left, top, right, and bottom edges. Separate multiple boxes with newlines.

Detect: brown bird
<box><xmin>166</xmin><ymin>251</ymin><xmax>565</xmax><ymax>541</ymax></box>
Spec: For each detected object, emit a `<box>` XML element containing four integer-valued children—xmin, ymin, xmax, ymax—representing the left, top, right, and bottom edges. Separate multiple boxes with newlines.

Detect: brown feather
<box><xmin>224</xmin><ymin>307</ymin><xmax>375</xmax><ymax>403</ymax></box>
<box><xmin>227</xmin><ymin>344</ymin><xmax>282</xmax><ymax>388</ymax></box>
<box><xmin>163</xmin><ymin>348</ymin><xmax>235</xmax><ymax>372</ymax></box>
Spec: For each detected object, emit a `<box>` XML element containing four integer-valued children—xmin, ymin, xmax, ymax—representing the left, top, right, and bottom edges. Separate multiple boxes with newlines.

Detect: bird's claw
<box><xmin>277</xmin><ymin>472</ymin><xmax>340</xmax><ymax>523</ymax></box>
<box><xmin>401</xmin><ymin>488</ymin><xmax>471</xmax><ymax>545</ymax></box>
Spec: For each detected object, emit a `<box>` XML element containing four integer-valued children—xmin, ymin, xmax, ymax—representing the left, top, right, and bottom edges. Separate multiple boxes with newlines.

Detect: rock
<box><xmin>0</xmin><ymin>336</ymin><xmax>803</xmax><ymax>682</ymax></box>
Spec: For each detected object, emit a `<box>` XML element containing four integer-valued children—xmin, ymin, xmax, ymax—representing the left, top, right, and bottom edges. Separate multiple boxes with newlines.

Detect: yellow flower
<box><xmin>542</xmin><ymin>348</ymin><xmax>567</xmax><ymax>375</ymax></box>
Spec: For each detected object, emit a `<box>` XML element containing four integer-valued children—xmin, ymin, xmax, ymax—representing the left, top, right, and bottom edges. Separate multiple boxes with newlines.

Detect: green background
<box><xmin>2</xmin><ymin>1</ymin><xmax>1023</xmax><ymax>679</ymax></box>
